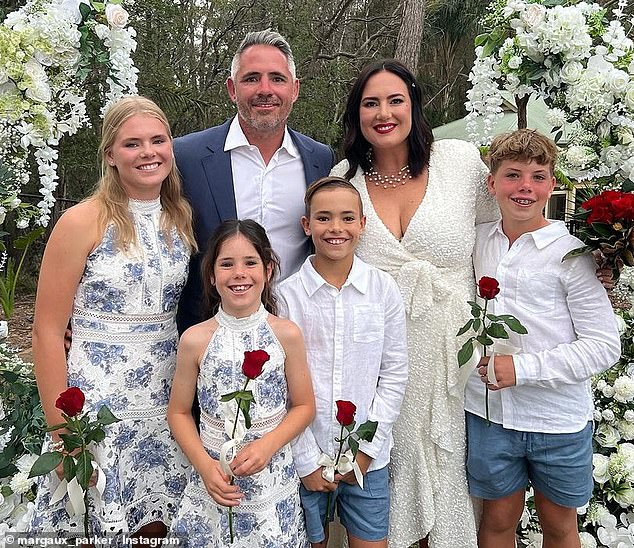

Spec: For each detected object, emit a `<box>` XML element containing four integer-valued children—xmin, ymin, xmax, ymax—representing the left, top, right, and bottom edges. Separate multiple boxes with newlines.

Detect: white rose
<box><xmin>619</xmin><ymin>420</ymin><xmax>634</xmax><ymax>440</ymax></box>
<box><xmin>594</xmin><ymin>409</ymin><xmax>603</xmax><ymax>422</ymax></box>
<box><xmin>521</xmin><ymin>4</ymin><xmax>546</xmax><ymax>27</ymax></box>
<box><xmin>597</xmin><ymin>380</ymin><xmax>608</xmax><ymax>390</ymax></box>
<box><xmin>624</xmin><ymin>410</ymin><xmax>634</xmax><ymax>422</ymax></box>
<box><xmin>507</xmin><ymin>56</ymin><xmax>523</xmax><ymax>70</ymax></box>
<box><xmin>94</xmin><ymin>23</ymin><xmax>110</xmax><ymax>40</ymax></box>
<box><xmin>603</xmin><ymin>409</ymin><xmax>616</xmax><ymax>422</ymax></box>
<box><xmin>593</xmin><ymin>453</ymin><xmax>610</xmax><ymax>483</ymax></box>
<box><xmin>616</xmin><ymin>127</ymin><xmax>634</xmax><ymax>146</ymax></box>
<box><xmin>608</xmin><ymin>69</ymin><xmax>630</xmax><ymax>94</ymax></box>
<box><xmin>595</xmin><ymin>423</ymin><xmax>620</xmax><ymax>447</ymax></box>
<box><xmin>58</xmin><ymin>0</ymin><xmax>83</xmax><ymax>24</ymax></box>
<box><xmin>579</xmin><ymin>531</ymin><xmax>597</xmax><ymax>548</ymax></box>
<box><xmin>23</xmin><ymin>59</ymin><xmax>51</xmax><ymax>103</ymax></box>
<box><xmin>105</xmin><ymin>4</ymin><xmax>129</xmax><ymax>29</ymax></box>
<box><xmin>9</xmin><ymin>471</ymin><xmax>34</xmax><ymax>495</ymax></box>
<box><xmin>603</xmin><ymin>385</ymin><xmax>616</xmax><ymax>398</ymax></box>
<box><xmin>561</xmin><ymin>61</ymin><xmax>585</xmax><ymax>84</ymax></box>
<box><xmin>614</xmin><ymin>376</ymin><xmax>634</xmax><ymax>403</ymax></box>
<box><xmin>625</xmin><ymin>84</ymin><xmax>634</xmax><ymax>110</ymax></box>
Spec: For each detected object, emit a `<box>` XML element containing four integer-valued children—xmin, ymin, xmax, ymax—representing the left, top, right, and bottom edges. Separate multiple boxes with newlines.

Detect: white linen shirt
<box><xmin>465</xmin><ymin>220</ymin><xmax>621</xmax><ymax>433</ymax></box>
<box><xmin>278</xmin><ymin>255</ymin><xmax>408</xmax><ymax>478</ymax></box>
<box><xmin>225</xmin><ymin>117</ymin><xmax>308</xmax><ymax>280</ymax></box>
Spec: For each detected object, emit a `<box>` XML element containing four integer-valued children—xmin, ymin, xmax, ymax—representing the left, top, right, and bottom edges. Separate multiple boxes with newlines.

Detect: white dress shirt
<box><xmin>465</xmin><ymin>220</ymin><xmax>621</xmax><ymax>433</ymax></box>
<box><xmin>278</xmin><ymin>255</ymin><xmax>408</xmax><ymax>477</ymax></box>
<box><xmin>225</xmin><ymin>117</ymin><xmax>308</xmax><ymax>280</ymax></box>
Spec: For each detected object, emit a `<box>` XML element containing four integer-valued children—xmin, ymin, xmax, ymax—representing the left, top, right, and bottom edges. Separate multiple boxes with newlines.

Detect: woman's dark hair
<box><xmin>200</xmin><ymin>219</ymin><xmax>280</xmax><ymax>318</ymax></box>
<box><xmin>342</xmin><ymin>59</ymin><xmax>434</xmax><ymax>179</ymax></box>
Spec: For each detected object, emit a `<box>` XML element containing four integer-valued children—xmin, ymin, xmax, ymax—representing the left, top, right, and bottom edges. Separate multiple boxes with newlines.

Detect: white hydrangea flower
<box><xmin>546</xmin><ymin>108</ymin><xmax>567</xmax><ymax>127</ymax></box>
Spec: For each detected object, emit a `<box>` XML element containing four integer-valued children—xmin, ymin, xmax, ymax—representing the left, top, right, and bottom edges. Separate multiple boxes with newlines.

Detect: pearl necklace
<box><xmin>364</xmin><ymin>164</ymin><xmax>413</xmax><ymax>189</ymax></box>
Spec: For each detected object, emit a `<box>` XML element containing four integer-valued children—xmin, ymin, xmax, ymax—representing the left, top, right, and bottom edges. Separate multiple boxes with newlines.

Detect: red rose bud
<box><xmin>242</xmin><ymin>350</ymin><xmax>270</xmax><ymax>379</ymax></box>
<box><xmin>335</xmin><ymin>400</ymin><xmax>356</xmax><ymax>426</ymax></box>
<box><xmin>477</xmin><ymin>276</ymin><xmax>500</xmax><ymax>300</ymax></box>
<box><xmin>610</xmin><ymin>194</ymin><xmax>634</xmax><ymax>221</ymax></box>
<box><xmin>55</xmin><ymin>387</ymin><xmax>85</xmax><ymax>417</ymax></box>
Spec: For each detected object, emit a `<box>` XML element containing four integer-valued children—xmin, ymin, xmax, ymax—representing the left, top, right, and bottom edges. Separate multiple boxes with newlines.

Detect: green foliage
<box><xmin>0</xmin><ymin>344</ymin><xmax>45</xmax><ymax>480</ymax></box>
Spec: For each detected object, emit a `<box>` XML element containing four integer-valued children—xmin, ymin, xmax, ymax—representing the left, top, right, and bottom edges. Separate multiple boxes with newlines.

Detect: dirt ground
<box><xmin>6</xmin><ymin>294</ymin><xmax>35</xmax><ymax>362</ymax></box>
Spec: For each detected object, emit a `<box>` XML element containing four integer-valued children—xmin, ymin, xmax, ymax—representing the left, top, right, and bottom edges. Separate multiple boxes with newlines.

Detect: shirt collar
<box><xmin>298</xmin><ymin>255</ymin><xmax>369</xmax><ymax>297</ymax></box>
<box><xmin>224</xmin><ymin>116</ymin><xmax>299</xmax><ymax>157</ymax></box>
<box><xmin>491</xmin><ymin>219</ymin><xmax>569</xmax><ymax>249</ymax></box>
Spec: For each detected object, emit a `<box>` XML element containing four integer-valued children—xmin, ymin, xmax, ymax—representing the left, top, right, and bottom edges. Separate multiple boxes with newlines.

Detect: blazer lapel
<box><xmin>289</xmin><ymin>128</ymin><xmax>320</xmax><ymax>188</ymax></box>
<box><xmin>201</xmin><ymin>120</ymin><xmax>237</xmax><ymax>220</ymax></box>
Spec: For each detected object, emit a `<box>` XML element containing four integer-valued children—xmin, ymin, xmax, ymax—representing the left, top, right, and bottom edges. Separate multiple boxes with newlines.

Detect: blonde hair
<box><xmin>94</xmin><ymin>96</ymin><xmax>197</xmax><ymax>252</ymax></box>
<box><xmin>488</xmin><ymin>129</ymin><xmax>558</xmax><ymax>175</ymax></box>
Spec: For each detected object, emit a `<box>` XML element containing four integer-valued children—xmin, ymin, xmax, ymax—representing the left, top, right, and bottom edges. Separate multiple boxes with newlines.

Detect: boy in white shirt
<box><xmin>278</xmin><ymin>176</ymin><xmax>408</xmax><ymax>548</ymax></box>
<box><xmin>465</xmin><ymin>129</ymin><xmax>621</xmax><ymax>548</ymax></box>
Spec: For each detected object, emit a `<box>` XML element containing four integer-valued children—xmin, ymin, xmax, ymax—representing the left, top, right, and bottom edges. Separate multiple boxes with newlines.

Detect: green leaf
<box><xmin>472</xmin><ymin>318</ymin><xmax>482</xmax><ymax>332</ymax></box>
<box><xmin>59</xmin><ymin>433</ymin><xmax>84</xmax><ymax>451</ymax></box>
<box><xmin>45</xmin><ymin>422</ymin><xmax>67</xmax><ymax>432</ymax></box>
<box><xmin>457</xmin><ymin>319</ymin><xmax>473</xmax><ymax>336</ymax></box>
<box><xmin>501</xmin><ymin>316</ymin><xmax>528</xmax><ymax>335</ymax></box>
<box><xmin>13</xmin><ymin>228</ymin><xmax>44</xmax><ymax>250</ymax></box>
<box><xmin>562</xmin><ymin>246</ymin><xmax>592</xmax><ymax>261</ymax></box>
<box><xmin>86</xmin><ymin>428</ymin><xmax>106</xmax><ymax>444</ymax></box>
<box><xmin>96</xmin><ymin>406</ymin><xmax>120</xmax><ymax>426</ymax></box>
<box><xmin>348</xmin><ymin>436</ymin><xmax>359</xmax><ymax>457</ymax></box>
<box><xmin>476</xmin><ymin>334</ymin><xmax>494</xmax><ymax>346</ymax></box>
<box><xmin>220</xmin><ymin>391</ymin><xmax>240</xmax><ymax>402</ymax></box>
<box><xmin>474</xmin><ymin>33</ymin><xmax>489</xmax><ymax>47</ymax></box>
<box><xmin>355</xmin><ymin>420</ymin><xmax>378</xmax><ymax>442</ymax></box>
<box><xmin>76</xmin><ymin>451</ymin><xmax>94</xmax><ymax>490</ymax></box>
<box><xmin>63</xmin><ymin>455</ymin><xmax>76</xmax><ymax>482</ymax></box>
<box><xmin>487</xmin><ymin>323</ymin><xmax>509</xmax><ymax>339</ymax></box>
<box><xmin>458</xmin><ymin>339</ymin><xmax>474</xmax><ymax>367</ymax></box>
<box><xmin>622</xmin><ymin>179</ymin><xmax>634</xmax><ymax>193</ymax></box>
<box><xmin>481</xmin><ymin>40</ymin><xmax>497</xmax><ymax>59</ymax></box>
<box><xmin>79</xmin><ymin>1</ymin><xmax>92</xmax><ymax>20</ymax></box>
<box><xmin>28</xmin><ymin>452</ymin><xmax>63</xmax><ymax>478</ymax></box>
<box><xmin>239</xmin><ymin>398</ymin><xmax>252</xmax><ymax>429</ymax></box>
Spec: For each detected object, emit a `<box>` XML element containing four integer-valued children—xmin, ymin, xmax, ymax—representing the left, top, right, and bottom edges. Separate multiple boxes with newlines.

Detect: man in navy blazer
<box><xmin>175</xmin><ymin>30</ymin><xmax>335</xmax><ymax>332</ymax></box>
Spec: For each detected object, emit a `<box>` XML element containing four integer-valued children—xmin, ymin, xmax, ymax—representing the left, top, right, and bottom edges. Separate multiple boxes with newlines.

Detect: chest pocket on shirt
<box><xmin>515</xmin><ymin>270</ymin><xmax>558</xmax><ymax>314</ymax></box>
<box><xmin>353</xmin><ymin>304</ymin><xmax>385</xmax><ymax>343</ymax></box>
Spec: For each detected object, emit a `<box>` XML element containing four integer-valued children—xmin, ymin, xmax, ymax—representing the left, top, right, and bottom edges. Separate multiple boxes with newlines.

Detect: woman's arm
<box><xmin>167</xmin><ymin>323</ymin><xmax>243</xmax><ymax>506</ymax></box>
<box><xmin>32</xmin><ymin>201</ymin><xmax>100</xmax><ymax>433</ymax></box>
<box><xmin>231</xmin><ymin>317</ymin><xmax>315</xmax><ymax>477</ymax></box>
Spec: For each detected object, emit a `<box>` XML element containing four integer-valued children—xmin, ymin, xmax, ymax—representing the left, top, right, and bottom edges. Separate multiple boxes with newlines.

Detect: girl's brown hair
<box><xmin>200</xmin><ymin>219</ymin><xmax>280</xmax><ymax>318</ymax></box>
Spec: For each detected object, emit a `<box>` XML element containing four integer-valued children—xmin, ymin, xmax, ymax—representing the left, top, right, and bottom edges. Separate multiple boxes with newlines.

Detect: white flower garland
<box><xmin>0</xmin><ymin>0</ymin><xmax>137</xmax><ymax>227</ymax></box>
<box><xmin>466</xmin><ymin>0</ymin><xmax>634</xmax><ymax>185</ymax></box>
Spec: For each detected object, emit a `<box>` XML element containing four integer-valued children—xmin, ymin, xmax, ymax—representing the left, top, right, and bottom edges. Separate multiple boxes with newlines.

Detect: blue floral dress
<box><xmin>30</xmin><ymin>198</ymin><xmax>191</xmax><ymax>537</ymax></box>
<box><xmin>169</xmin><ymin>305</ymin><xmax>308</xmax><ymax>547</ymax></box>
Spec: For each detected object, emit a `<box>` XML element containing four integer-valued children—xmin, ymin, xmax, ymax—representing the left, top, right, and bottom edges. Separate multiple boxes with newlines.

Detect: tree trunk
<box><xmin>515</xmin><ymin>94</ymin><xmax>530</xmax><ymax>129</ymax></box>
<box><xmin>394</xmin><ymin>0</ymin><xmax>426</xmax><ymax>73</ymax></box>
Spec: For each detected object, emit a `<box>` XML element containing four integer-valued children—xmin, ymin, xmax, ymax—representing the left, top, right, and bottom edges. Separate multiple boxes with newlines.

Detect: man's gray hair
<box><xmin>230</xmin><ymin>29</ymin><xmax>296</xmax><ymax>80</ymax></box>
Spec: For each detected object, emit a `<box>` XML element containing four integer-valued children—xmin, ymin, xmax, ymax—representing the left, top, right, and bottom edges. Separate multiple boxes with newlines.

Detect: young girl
<box><xmin>167</xmin><ymin>219</ymin><xmax>315</xmax><ymax>547</ymax></box>
<box><xmin>30</xmin><ymin>96</ymin><xmax>197</xmax><ymax>537</ymax></box>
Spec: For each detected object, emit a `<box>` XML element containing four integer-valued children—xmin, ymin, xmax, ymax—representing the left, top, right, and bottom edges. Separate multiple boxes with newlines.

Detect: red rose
<box><xmin>477</xmin><ymin>276</ymin><xmax>500</xmax><ymax>300</ymax></box>
<box><xmin>581</xmin><ymin>194</ymin><xmax>606</xmax><ymax>211</ymax></box>
<box><xmin>335</xmin><ymin>400</ymin><xmax>356</xmax><ymax>426</ymax></box>
<box><xmin>242</xmin><ymin>350</ymin><xmax>270</xmax><ymax>379</ymax></box>
<box><xmin>602</xmin><ymin>190</ymin><xmax>624</xmax><ymax>204</ymax></box>
<box><xmin>587</xmin><ymin>205</ymin><xmax>614</xmax><ymax>225</ymax></box>
<box><xmin>55</xmin><ymin>387</ymin><xmax>85</xmax><ymax>417</ymax></box>
<box><xmin>610</xmin><ymin>194</ymin><xmax>634</xmax><ymax>221</ymax></box>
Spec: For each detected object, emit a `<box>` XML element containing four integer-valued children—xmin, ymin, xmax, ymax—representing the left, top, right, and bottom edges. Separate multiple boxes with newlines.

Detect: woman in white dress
<box><xmin>30</xmin><ymin>96</ymin><xmax>197</xmax><ymax>539</ymax></box>
<box><xmin>330</xmin><ymin>60</ymin><xmax>498</xmax><ymax>548</ymax></box>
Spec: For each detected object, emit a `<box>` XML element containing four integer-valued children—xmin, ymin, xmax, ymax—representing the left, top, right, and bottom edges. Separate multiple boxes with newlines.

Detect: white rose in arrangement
<box><xmin>597</xmin><ymin>379</ymin><xmax>608</xmax><ymax>391</ymax></box>
<box><xmin>618</xmin><ymin>420</ymin><xmax>634</xmax><ymax>440</ymax></box>
<box><xmin>23</xmin><ymin>59</ymin><xmax>52</xmax><ymax>104</ymax></box>
<box><xmin>616</xmin><ymin>127</ymin><xmax>634</xmax><ymax>146</ymax></box>
<box><xmin>94</xmin><ymin>23</ymin><xmax>110</xmax><ymax>40</ymax></box>
<box><xmin>594</xmin><ymin>409</ymin><xmax>603</xmax><ymax>422</ymax></box>
<box><xmin>625</xmin><ymin>84</ymin><xmax>634</xmax><ymax>110</ymax></box>
<box><xmin>579</xmin><ymin>531</ymin><xmax>598</xmax><ymax>548</ymax></box>
<box><xmin>608</xmin><ymin>69</ymin><xmax>630</xmax><ymax>94</ymax></box>
<box><xmin>614</xmin><ymin>376</ymin><xmax>634</xmax><ymax>403</ymax></box>
<box><xmin>615</xmin><ymin>314</ymin><xmax>628</xmax><ymax>335</ymax></box>
<box><xmin>105</xmin><ymin>4</ymin><xmax>129</xmax><ymax>29</ymax></box>
<box><xmin>603</xmin><ymin>384</ymin><xmax>616</xmax><ymax>398</ymax></box>
<box><xmin>603</xmin><ymin>409</ymin><xmax>616</xmax><ymax>422</ymax></box>
<box><xmin>614</xmin><ymin>486</ymin><xmax>634</xmax><ymax>508</ymax></box>
<box><xmin>596</xmin><ymin>423</ymin><xmax>621</xmax><ymax>448</ymax></box>
<box><xmin>593</xmin><ymin>453</ymin><xmax>610</xmax><ymax>483</ymax></box>
<box><xmin>560</xmin><ymin>60</ymin><xmax>585</xmax><ymax>84</ymax></box>
<box><xmin>521</xmin><ymin>3</ymin><xmax>546</xmax><ymax>27</ymax></box>
<box><xmin>565</xmin><ymin>145</ymin><xmax>598</xmax><ymax>168</ymax></box>
<box><xmin>8</xmin><ymin>471</ymin><xmax>34</xmax><ymax>496</ymax></box>
<box><xmin>624</xmin><ymin>410</ymin><xmax>634</xmax><ymax>422</ymax></box>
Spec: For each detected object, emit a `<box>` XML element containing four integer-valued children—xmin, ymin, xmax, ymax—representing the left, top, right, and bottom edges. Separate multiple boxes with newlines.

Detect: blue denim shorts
<box><xmin>299</xmin><ymin>466</ymin><xmax>389</xmax><ymax>543</ymax></box>
<box><xmin>466</xmin><ymin>412</ymin><xmax>594</xmax><ymax>508</ymax></box>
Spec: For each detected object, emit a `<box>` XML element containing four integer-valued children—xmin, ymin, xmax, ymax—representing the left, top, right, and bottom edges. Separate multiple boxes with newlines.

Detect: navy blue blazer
<box><xmin>174</xmin><ymin>118</ymin><xmax>336</xmax><ymax>332</ymax></box>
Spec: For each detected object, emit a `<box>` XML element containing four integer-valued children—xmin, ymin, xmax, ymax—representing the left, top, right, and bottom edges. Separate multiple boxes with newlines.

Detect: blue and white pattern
<box><xmin>30</xmin><ymin>198</ymin><xmax>190</xmax><ymax>537</ymax></box>
<box><xmin>169</xmin><ymin>305</ymin><xmax>308</xmax><ymax>547</ymax></box>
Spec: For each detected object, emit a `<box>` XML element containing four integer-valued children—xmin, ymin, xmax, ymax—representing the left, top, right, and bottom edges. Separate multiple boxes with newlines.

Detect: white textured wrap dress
<box><xmin>331</xmin><ymin>139</ymin><xmax>498</xmax><ymax>547</ymax></box>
